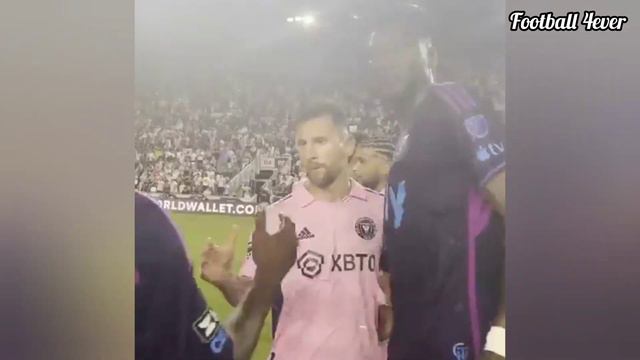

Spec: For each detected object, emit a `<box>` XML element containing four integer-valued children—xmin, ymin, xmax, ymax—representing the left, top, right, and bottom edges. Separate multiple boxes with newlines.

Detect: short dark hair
<box><xmin>295</xmin><ymin>100</ymin><xmax>347</xmax><ymax>129</ymax></box>
<box><xmin>352</xmin><ymin>132</ymin><xmax>367</xmax><ymax>146</ymax></box>
<box><xmin>358</xmin><ymin>136</ymin><xmax>396</xmax><ymax>160</ymax></box>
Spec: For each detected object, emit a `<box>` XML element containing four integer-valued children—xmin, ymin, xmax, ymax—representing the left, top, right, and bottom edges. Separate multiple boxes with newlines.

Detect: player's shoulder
<box><xmin>265</xmin><ymin>192</ymin><xmax>295</xmax><ymax>212</ymax></box>
<box><xmin>351</xmin><ymin>180</ymin><xmax>385</xmax><ymax>205</ymax></box>
<box><xmin>266</xmin><ymin>179</ymin><xmax>308</xmax><ymax>212</ymax></box>
<box><xmin>135</xmin><ymin>191</ymin><xmax>154</xmax><ymax>205</ymax></box>
<box><xmin>426</xmin><ymin>82</ymin><xmax>478</xmax><ymax>117</ymax></box>
<box><xmin>135</xmin><ymin>191</ymin><xmax>163</xmax><ymax>216</ymax></box>
<box><xmin>363</xmin><ymin>187</ymin><xmax>385</xmax><ymax>200</ymax></box>
<box><xmin>135</xmin><ymin>191</ymin><xmax>184</xmax><ymax>255</ymax></box>
<box><xmin>365</xmin><ymin>189</ymin><xmax>385</xmax><ymax>210</ymax></box>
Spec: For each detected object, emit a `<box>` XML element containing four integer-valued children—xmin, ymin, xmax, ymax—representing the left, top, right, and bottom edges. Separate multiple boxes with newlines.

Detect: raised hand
<box><xmin>251</xmin><ymin>211</ymin><xmax>297</xmax><ymax>285</ymax></box>
<box><xmin>200</xmin><ymin>224</ymin><xmax>239</xmax><ymax>286</ymax></box>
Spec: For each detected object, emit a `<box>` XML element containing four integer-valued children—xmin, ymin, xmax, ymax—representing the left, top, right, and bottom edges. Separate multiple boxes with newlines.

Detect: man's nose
<box><xmin>306</xmin><ymin>144</ymin><xmax>319</xmax><ymax>158</ymax></box>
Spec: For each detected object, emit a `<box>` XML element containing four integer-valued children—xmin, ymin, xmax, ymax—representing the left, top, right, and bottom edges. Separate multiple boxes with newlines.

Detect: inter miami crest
<box><xmin>355</xmin><ymin>217</ymin><xmax>377</xmax><ymax>240</ymax></box>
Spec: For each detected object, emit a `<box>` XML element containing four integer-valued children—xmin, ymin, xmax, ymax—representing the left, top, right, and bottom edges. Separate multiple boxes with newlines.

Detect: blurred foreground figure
<box><xmin>135</xmin><ymin>192</ymin><xmax>297</xmax><ymax>360</ymax></box>
<box><xmin>201</xmin><ymin>102</ymin><xmax>390</xmax><ymax>360</ymax></box>
<box><xmin>365</xmin><ymin>3</ymin><xmax>506</xmax><ymax>360</ymax></box>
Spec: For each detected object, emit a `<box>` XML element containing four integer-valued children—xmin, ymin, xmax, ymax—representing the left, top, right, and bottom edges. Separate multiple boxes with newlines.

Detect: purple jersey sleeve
<box><xmin>135</xmin><ymin>193</ymin><xmax>234</xmax><ymax>360</ymax></box>
<box><xmin>430</xmin><ymin>83</ymin><xmax>505</xmax><ymax>187</ymax></box>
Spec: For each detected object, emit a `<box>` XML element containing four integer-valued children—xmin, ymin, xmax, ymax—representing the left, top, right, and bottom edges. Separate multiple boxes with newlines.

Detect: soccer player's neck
<box><xmin>305</xmin><ymin>171</ymin><xmax>351</xmax><ymax>202</ymax></box>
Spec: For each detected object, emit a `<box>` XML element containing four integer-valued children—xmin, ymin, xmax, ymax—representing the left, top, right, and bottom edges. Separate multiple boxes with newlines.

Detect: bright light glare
<box><xmin>301</xmin><ymin>15</ymin><xmax>315</xmax><ymax>26</ymax></box>
<box><xmin>287</xmin><ymin>14</ymin><xmax>316</xmax><ymax>26</ymax></box>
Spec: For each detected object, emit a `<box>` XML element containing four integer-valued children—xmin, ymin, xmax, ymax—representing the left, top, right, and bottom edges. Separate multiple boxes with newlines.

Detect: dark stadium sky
<box><xmin>135</xmin><ymin>0</ymin><xmax>504</xmax><ymax>96</ymax></box>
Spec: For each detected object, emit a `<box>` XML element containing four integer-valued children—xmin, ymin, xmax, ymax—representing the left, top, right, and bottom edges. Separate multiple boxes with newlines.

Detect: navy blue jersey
<box><xmin>383</xmin><ymin>83</ymin><xmax>505</xmax><ymax>360</ymax></box>
<box><xmin>135</xmin><ymin>192</ymin><xmax>234</xmax><ymax>360</ymax></box>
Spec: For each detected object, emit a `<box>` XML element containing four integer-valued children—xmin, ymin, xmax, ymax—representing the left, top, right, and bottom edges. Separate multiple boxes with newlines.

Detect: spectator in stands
<box><xmin>134</xmin><ymin>85</ymin><xmax>430</xmax><ymax>200</ymax></box>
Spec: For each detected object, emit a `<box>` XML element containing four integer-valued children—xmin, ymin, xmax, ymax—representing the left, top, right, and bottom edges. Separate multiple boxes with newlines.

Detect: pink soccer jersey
<box><xmin>240</xmin><ymin>180</ymin><xmax>388</xmax><ymax>360</ymax></box>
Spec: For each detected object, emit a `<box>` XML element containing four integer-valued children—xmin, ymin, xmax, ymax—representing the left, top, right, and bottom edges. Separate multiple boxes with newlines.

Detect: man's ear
<box><xmin>381</xmin><ymin>160</ymin><xmax>391</xmax><ymax>177</ymax></box>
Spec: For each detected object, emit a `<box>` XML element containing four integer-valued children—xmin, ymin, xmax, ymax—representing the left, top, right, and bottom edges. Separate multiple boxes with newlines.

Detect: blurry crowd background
<box><xmin>134</xmin><ymin>74</ymin><xmax>503</xmax><ymax>202</ymax></box>
<box><xmin>134</xmin><ymin>0</ymin><xmax>505</xmax><ymax>203</ymax></box>
<box><xmin>134</xmin><ymin>85</ymin><xmax>399</xmax><ymax>201</ymax></box>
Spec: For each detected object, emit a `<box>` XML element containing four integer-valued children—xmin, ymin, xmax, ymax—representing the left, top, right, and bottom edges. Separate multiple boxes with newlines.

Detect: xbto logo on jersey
<box><xmin>297</xmin><ymin>251</ymin><xmax>378</xmax><ymax>278</ymax></box>
<box><xmin>355</xmin><ymin>217</ymin><xmax>377</xmax><ymax>240</ymax></box>
<box><xmin>331</xmin><ymin>253</ymin><xmax>377</xmax><ymax>272</ymax></box>
<box><xmin>297</xmin><ymin>250</ymin><xmax>324</xmax><ymax>279</ymax></box>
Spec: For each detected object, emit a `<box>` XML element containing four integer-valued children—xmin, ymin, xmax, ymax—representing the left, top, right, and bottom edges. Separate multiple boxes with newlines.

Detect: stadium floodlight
<box><xmin>300</xmin><ymin>15</ymin><xmax>315</xmax><ymax>26</ymax></box>
<box><xmin>287</xmin><ymin>14</ymin><xmax>316</xmax><ymax>27</ymax></box>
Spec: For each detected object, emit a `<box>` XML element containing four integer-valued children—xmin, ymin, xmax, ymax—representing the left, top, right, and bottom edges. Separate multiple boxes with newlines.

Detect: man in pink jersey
<box><xmin>200</xmin><ymin>101</ymin><xmax>389</xmax><ymax>360</ymax></box>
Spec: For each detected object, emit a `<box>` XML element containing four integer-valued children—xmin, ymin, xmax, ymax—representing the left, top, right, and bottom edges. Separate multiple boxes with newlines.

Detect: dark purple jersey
<box><xmin>383</xmin><ymin>83</ymin><xmax>505</xmax><ymax>360</ymax></box>
<box><xmin>135</xmin><ymin>192</ymin><xmax>234</xmax><ymax>360</ymax></box>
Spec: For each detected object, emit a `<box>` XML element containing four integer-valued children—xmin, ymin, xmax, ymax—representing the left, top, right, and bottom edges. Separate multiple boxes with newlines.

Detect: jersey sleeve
<box><xmin>430</xmin><ymin>83</ymin><xmax>506</xmax><ymax>187</ymax></box>
<box><xmin>163</xmin><ymin>246</ymin><xmax>236</xmax><ymax>360</ymax></box>
<box><xmin>135</xmin><ymin>194</ymin><xmax>235</xmax><ymax>360</ymax></box>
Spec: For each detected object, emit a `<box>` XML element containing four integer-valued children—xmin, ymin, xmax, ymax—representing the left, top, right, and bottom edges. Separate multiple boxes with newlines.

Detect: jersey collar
<box><xmin>292</xmin><ymin>179</ymin><xmax>368</xmax><ymax>208</ymax></box>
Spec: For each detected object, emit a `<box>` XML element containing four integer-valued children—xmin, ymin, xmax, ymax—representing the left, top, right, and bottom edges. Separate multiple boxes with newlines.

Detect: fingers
<box><xmin>280</xmin><ymin>215</ymin><xmax>295</xmax><ymax>234</ymax></box>
<box><xmin>254</xmin><ymin>210</ymin><xmax>267</xmax><ymax>235</ymax></box>
<box><xmin>200</xmin><ymin>249</ymin><xmax>209</xmax><ymax>277</ymax></box>
<box><xmin>201</xmin><ymin>242</ymin><xmax>214</xmax><ymax>258</ymax></box>
<box><xmin>253</xmin><ymin>210</ymin><xmax>296</xmax><ymax>247</ymax></box>
<box><xmin>277</xmin><ymin>214</ymin><xmax>297</xmax><ymax>246</ymax></box>
<box><xmin>224</xmin><ymin>224</ymin><xmax>239</xmax><ymax>249</ymax></box>
<box><xmin>278</xmin><ymin>213</ymin><xmax>284</xmax><ymax>230</ymax></box>
<box><xmin>202</xmin><ymin>237</ymin><xmax>214</xmax><ymax>253</ymax></box>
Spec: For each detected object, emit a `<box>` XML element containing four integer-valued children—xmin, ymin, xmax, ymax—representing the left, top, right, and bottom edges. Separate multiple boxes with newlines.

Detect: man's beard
<box><xmin>358</xmin><ymin>176</ymin><xmax>381</xmax><ymax>191</ymax></box>
<box><xmin>307</xmin><ymin>166</ymin><xmax>339</xmax><ymax>189</ymax></box>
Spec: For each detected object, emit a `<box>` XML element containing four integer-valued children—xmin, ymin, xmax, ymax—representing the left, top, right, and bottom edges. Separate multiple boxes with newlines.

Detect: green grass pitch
<box><xmin>170</xmin><ymin>212</ymin><xmax>272</xmax><ymax>360</ymax></box>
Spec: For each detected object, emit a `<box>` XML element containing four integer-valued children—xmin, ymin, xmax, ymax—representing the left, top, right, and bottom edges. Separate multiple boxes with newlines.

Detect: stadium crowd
<box><xmin>134</xmin><ymin>86</ymin><xmax>401</xmax><ymax>201</ymax></box>
<box><xmin>134</xmin><ymin>74</ymin><xmax>503</xmax><ymax>202</ymax></box>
